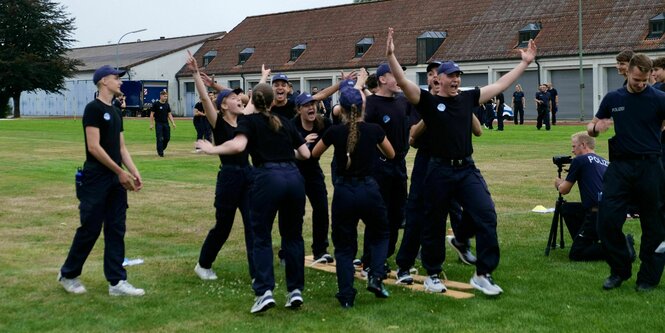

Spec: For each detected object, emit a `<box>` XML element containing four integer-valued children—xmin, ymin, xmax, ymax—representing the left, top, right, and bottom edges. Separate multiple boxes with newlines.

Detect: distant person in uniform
<box><xmin>193</xmin><ymin>92</ymin><xmax>213</xmax><ymax>141</ymax></box>
<box><xmin>512</xmin><ymin>84</ymin><xmax>525</xmax><ymax>125</ymax></box>
<box><xmin>535</xmin><ymin>84</ymin><xmax>551</xmax><ymax>131</ymax></box>
<box><xmin>494</xmin><ymin>92</ymin><xmax>505</xmax><ymax>131</ymax></box>
<box><xmin>150</xmin><ymin>91</ymin><xmax>176</xmax><ymax>157</ymax></box>
<box><xmin>547</xmin><ymin>83</ymin><xmax>559</xmax><ymax>125</ymax></box>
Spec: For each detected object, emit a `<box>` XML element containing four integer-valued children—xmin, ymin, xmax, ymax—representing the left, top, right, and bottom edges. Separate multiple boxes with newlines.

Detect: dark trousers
<box><xmin>421</xmin><ymin>160</ymin><xmax>499</xmax><ymax>276</ymax></box>
<box><xmin>484</xmin><ymin>107</ymin><xmax>494</xmax><ymax>129</ymax></box>
<box><xmin>597</xmin><ymin>159</ymin><xmax>665</xmax><ymax>285</ymax></box>
<box><xmin>569</xmin><ymin>211</ymin><xmax>606</xmax><ymax>261</ymax></box>
<box><xmin>496</xmin><ymin>107</ymin><xmax>504</xmax><ymax>130</ymax></box>
<box><xmin>193</xmin><ymin>118</ymin><xmax>211</xmax><ymax>141</ymax></box>
<box><xmin>332</xmin><ymin>177</ymin><xmax>389</xmax><ymax>304</ymax></box>
<box><xmin>361</xmin><ymin>158</ymin><xmax>407</xmax><ymax>266</ymax></box>
<box><xmin>302</xmin><ymin>166</ymin><xmax>330</xmax><ymax>256</ymax></box>
<box><xmin>198</xmin><ymin>165</ymin><xmax>255</xmax><ymax>278</ymax></box>
<box><xmin>396</xmin><ymin>150</ymin><xmax>472</xmax><ymax>270</ymax></box>
<box><xmin>513</xmin><ymin>104</ymin><xmax>524</xmax><ymax>124</ymax></box>
<box><xmin>249</xmin><ymin>164</ymin><xmax>305</xmax><ymax>295</ymax></box>
<box><xmin>551</xmin><ymin>105</ymin><xmax>558</xmax><ymax>124</ymax></box>
<box><xmin>155</xmin><ymin>122</ymin><xmax>171</xmax><ymax>155</ymax></box>
<box><xmin>61</xmin><ymin>170</ymin><xmax>127</xmax><ymax>283</ymax></box>
<box><xmin>536</xmin><ymin>107</ymin><xmax>551</xmax><ymax>130</ymax></box>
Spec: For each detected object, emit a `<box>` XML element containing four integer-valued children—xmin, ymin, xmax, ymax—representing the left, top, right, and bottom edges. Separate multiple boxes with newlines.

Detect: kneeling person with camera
<box><xmin>554</xmin><ymin>132</ymin><xmax>623</xmax><ymax>261</ymax></box>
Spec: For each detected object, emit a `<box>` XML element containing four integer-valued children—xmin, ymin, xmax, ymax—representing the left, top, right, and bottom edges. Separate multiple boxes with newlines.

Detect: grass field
<box><xmin>0</xmin><ymin>117</ymin><xmax>661</xmax><ymax>332</ymax></box>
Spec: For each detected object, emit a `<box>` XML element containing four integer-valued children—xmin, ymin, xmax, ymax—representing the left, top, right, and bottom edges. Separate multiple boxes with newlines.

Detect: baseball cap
<box><xmin>376</xmin><ymin>63</ymin><xmax>406</xmax><ymax>77</ymax></box>
<box><xmin>215</xmin><ymin>89</ymin><xmax>235</xmax><ymax>108</ymax></box>
<box><xmin>272</xmin><ymin>73</ymin><xmax>289</xmax><ymax>83</ymax></box>
<box><xmin>339</xmin><ymin>79</ymin><xmax>356</xmax><ymax>90</ymax></box>
<box><xmin>295</xmin><ymin>92</ymin><xmax>315</xmax><ymax>106</ymax></box>
<box><xmin>339</xmin><ymin>86</ymin><xmax>363</xmax><ymax>110</ymax></box>
<box><xmin>437</xmin><ymin>61</ymin><xmax>463</xmax><ymax>75</ymax></box>
<box><xmin>93</xmin><ymin>65</ymin><xmax>126</xmax><ymax>85</ymax></box>
<box><xmin>426</xmin><ymin>61</ymin><xmax>442</xmax><ymax>73</ymax></box>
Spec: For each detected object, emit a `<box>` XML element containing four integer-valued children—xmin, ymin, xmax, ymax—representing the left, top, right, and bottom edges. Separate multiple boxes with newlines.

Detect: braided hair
<box><xmin>345</xmin><ymin>104</ymin><xmax>360</xmax><ymax>170</ymax></box>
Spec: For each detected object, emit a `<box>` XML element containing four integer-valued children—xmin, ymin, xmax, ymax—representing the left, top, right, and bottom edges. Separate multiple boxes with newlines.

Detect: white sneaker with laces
<box><xmin>285</xmin><ymin>289</ymin><xmax>303</xmax><ymax>308</ymax></box>
<box><xmin>251</xmin><ymin>290</ymin><xmax>276</xmax><ymax>313</ymax></box>
<box><xmin>57</xmin><ymin>272</ymin><xmax>87</xmax><ymax>294</ymax></box>
<box><xmin>194</xmin><ymin>263</ymin><xmax>218</xmax><ymax>280</ymax></box>
<box><xmin>470</xmin><ymin>272</ymin><xmax>503</xmax><ymax>296</ymax></box>
<box><xmin>109</xmin><ymin>280</ymin><xmax>145</xmax><ymax>296</ymax></box>
<box><xmin>423</xmin><ymin>274</ymin><xmax>447</xmax><ymax>293</ymax></box>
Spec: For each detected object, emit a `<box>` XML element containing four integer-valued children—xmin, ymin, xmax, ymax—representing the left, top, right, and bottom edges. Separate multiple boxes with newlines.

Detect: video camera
<box><xmin>552</xmin><ymin>155</ymin><xmax>572</xmax><ymax>167</ymax></box>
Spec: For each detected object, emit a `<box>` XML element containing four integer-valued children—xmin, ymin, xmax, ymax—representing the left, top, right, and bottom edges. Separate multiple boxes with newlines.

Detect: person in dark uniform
<box><xmin>292</xmin><ymin>92</ymin><xmax>334</xmax><ymax>263</ymax></box>
<box><xmin>359</xmin><ymin>62</ymin><xmax>411</xmax><ymax>275</ymax></box>
<box><xmin>58</xmin><ymin>65</ymin><xmax>145</xmax><ymax>297</ymax></box>
<box><xmin>587</xmin><ymin>53</ymin><xmax>665</xmax><ymax>292</ymax></box>
<box><xmin>546</xmin><ymin>83</ymin><xmax>559</xmax><ymax>125</ymax></box>
<box><xmin>553</xmin><ymin>132</ymin><xmax>634</xmax><ymax>262</ymax></box>
<box><xmin>495</xmin><ymin>92</ymin><xmax>505</xmax><ymax>131</ymax></box>
<box><xmin>512</xmin><ymin>84</ymin><xmax>525</xmax><ymax>125</ymax></box>
<box><xmin>197</xmin><ymin>83</ymin><xmax>310</xmax><ymax>313</ymax></box>
<box><xmin>270</xmin><ymin>73</ymin><xmax>297</xmax><ymax>119</ymax></box>
<box><xmin>186</xmin><ymin>54</ymin><xmax>255</xmax><ymax>282</ymax></box>
<box><xmin>535</xmin><ymin>84</ymin><xmax>551</xmax><ymax>131</ymax></box>
<box><xmin>386</xmin><ymin>27</ymin><xmax>537</xmax><ymax>295</ymax></box>
<box><xmin>150</xmin><ymin>91</ymin><xmax>177</xmax><ymax>157</ymax></box>
<box><xmin>112</xmin><ymin>93</ymin><xmax>126</xmax><ymax>117</ymax></box>
<box><xmin>192</xmin><ymin>92</ymin><xmax>213</xmax><ymax>141</ymax></box>
<box><xmin>483</xmin><ymin>99</ymin><xmax>494</xmax><ymax>129</ymax></box>
<box><xmin>312</xmin><ymin>74</ymin><xmax>395</xmax><ymax>308</ymax></box>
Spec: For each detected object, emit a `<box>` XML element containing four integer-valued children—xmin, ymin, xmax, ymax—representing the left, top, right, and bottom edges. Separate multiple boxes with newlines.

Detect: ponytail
<box><xmin>345</xmin><ymin>105</ymin><xmax>359</xmax><ymax>170</ymax></box>
<box><xmin>252</xmin><ymin>83</ymin><xmax>282</xmax><ymax>132</ymax></box>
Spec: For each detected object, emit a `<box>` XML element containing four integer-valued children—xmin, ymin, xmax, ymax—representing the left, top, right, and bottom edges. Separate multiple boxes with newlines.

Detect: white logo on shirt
<box><xmin>103</xmin><ymin>113</ymin><xmax>111</xmax><ymax>121</ymax></box>
<box><xmin>437</xmin><ymin>103</ymin><xmax>446</xmax><ymax>112</ymax></box>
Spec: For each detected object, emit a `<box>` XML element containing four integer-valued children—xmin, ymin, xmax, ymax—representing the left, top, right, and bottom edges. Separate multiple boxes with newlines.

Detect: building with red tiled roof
<box><xmin>177</xmin><ymin>0</ymin><xmax>665</xmax><ymax>120</ymax></box>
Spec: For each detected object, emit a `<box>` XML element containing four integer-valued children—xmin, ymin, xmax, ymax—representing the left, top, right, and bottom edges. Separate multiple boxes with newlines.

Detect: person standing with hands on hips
<box><xmin>150</xmin><ymin>91</ymin><xmax>176</xmax><ymax>157</ymax></box>
<box><xmin>58</xmin><ymin>65</ymin><xmax>145</xmax><ymax>297</ymax></box>
<box><xmin>587</xmin><ymin>53</ymin><xmax>665</xmax><ymax>292</ymax></box>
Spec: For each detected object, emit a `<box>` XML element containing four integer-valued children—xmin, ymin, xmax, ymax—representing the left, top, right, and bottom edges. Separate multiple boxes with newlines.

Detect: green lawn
<box><xmin>0</xmin><ymin>117</ymin><xmax>660</xmax><ymax>332</ymax></box>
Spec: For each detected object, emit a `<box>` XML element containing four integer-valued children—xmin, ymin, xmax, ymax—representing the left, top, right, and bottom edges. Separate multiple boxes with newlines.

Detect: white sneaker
<box><xmin>470</xmin><ymin>273</ymin><xmax>503</xmax><ymax>296</ymax></box>
<box><xmin>109</xmin><ymin>280</ymin><xmax>145</xmax><ymax>296</ymax></box>
<box><xmin>194</xmin><ymin>263</ymin><xmax>218</xmax><ymax>280</ymax></box>
<box><xmin>251</xmin><ymin>290</ymin><xmax>276</xmax><ymax>313</ymax></box>
<box><xmin>58</xmin><ymin>272</ymin><xmax>87</xmax><ymax>294</ymax></box>
<box><xmin>285</xmin><ymin>289</ymin><xmax>303</xmax><ymax>308</ymax></box>
<box><xmin>423</xmin><ymin>274</ymin><xmax>447</xmax><ymax>293</ymax></box>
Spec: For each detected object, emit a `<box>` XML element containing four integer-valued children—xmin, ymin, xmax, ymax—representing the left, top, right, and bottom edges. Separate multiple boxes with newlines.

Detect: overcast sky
<box><xmin>56</xmin><ymin>0</ymin><xmax>351</xmax><ymax>48</ymax></box>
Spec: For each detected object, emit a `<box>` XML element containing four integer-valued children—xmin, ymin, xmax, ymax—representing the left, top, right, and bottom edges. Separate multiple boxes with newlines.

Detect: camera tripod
<box><xmin>545</xmin><ymin>164</ymin><xmax>567</xmax><ymax>256</ymax></box>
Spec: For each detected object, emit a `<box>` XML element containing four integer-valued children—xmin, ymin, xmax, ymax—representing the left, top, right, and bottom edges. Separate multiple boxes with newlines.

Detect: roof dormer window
<box><xmin>290</xmin><ymin>44</ymin><xmax>306</xmax><ymax>62</ymax></box>
<box><xmin>355</xmin><ymin>37</ymin><xmax>374</xmax><ymax>58</ymax></box>
<box><xmin>517</xmin><ymin>23</ymin><xmax>541</xmax><ymax>48</ymax></box>
<box><xmin>239</xmin><ymin>47</ymin><xmax>254</xmax><ymax>65</ymax></box>
<box><xmin>203</xmin><ymin>50</ymin><xmax>217</xmax><ymax>67</ymax></box>
<box><xmin>417</xmin><ymin>31</ymin><xmax>447</xmax><ymax>64</ymax></box>
<box><xmin>647</xmin><ymin>13</ymin><xmax>665</xmax><ymax>39</ymax></box>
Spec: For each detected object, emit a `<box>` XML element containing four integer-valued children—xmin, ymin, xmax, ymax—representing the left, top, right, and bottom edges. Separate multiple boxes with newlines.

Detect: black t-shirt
<box><xmin>151</xmin><ymin>101</ymin><xmax>171</xmax><ymax>123</ymax></box>
<box><xmin>565</xmin><ymin>153</ymin><xmax>608</xmax><ymax>209</ymax></box>
<box><xmin>322</xmin><ymin>122</ymin><xmax>386</xmax><ymax>177</ymax></box>
<box><xmin>548</xmin><ymin>88</ymin><xmax>558</xmax><ymax>105</ymax></box>
<box><xmin>82</xmin><ymin>99</ymin><xmax>123</xmax><ymax>172</ymax></box>
<box><xmin>235</xmin><ymin>113</ymin><xmax>305</xmax><ymax>165</ymax></box>
<box><xmin>415</xmin><ymin>88</ymin><xmax>479</xmax><ymax>159</ymax></box>
<box><xmin>271</xmin><ymin>100</ymin><xmax>297</xmax><ymax>119</ymax></box>
<box><xmin>512</xmin><ymin>91</ymin><xmax>525</xmax><ymax>107</ymax></box>
<box><xmin>495</xmin><ymin>92</ymin><xmax>505</xmax><ymax>112</ymax></box>
<box><xmin>595</xmin><ymin>86</ymin><xmax>665</xmax><ymax>155</ymax></box>
<box><xmin>193</xmin><ymin>102</ymin><xmax>206</xmax><ymax>122</ymax></box>
<box><xmin>292</xmin><ymin>116</ymin><xmax>332</xmax><ymax>173</ymax></box>
<box><xmin>535</xmin><ymin>91</ymin><xmax>550</xmax><ymax>110</ymax></box>
<box><xmin>213</xmin><ymin>115</ymin><xmax>249</xmax><ymax>166</ymax></box>
<box><xmin>365</xmin><ymin>94</ymin><xmax>412</xmax><ymax>156</ymax></box>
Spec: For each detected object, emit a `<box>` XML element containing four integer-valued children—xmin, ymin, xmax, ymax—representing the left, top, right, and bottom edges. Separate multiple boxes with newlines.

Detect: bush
<box><xmin>0</xmin><ymin>103</ymin><xmax>11</xmax><ymax>118</ymax></box>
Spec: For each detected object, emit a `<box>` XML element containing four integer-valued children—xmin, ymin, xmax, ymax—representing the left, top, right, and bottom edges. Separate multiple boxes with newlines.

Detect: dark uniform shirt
<box><xmin>495</xmin><ymin>92</ymin><xmax>505</xmax><ymax>115</ymax></box>
<box><xmin>151</xmin><ymin>101</ymin><xmax>171</xmax><ymax>123</ymax></box>
<box><xmin>235</xmin><ymin>113</ymin><xmax>304</xmax><ymax>166</ymax></box>
<box><xmin>213</xmin><ymin>115</ymin><xmax>249</xmax><ymax>166</ymax></box>
<box><xmin>548</xmin><ymin>88</ymin><xmax>558</xmax><ymax>105</ymax></box>
<box><xmin>513</xmin><ymin>91</ymin><xmax>525</xmax><ymax>107</ymax></box>
<box><xmin>535</xmin><ymin>91</ymin><xmax>551</xmax><ymax>111</ymax></box>
<box><xmin>364</xmin><ymin>94</ymin><xmax>412</xmax><ymax>157</ymax></box>
<box><xmin>565</xmin><ymin>153</ymin><xmax>608</xmax><ymax>209</ymax></box>
<box><xmin>271</xmin><ymin>100</ymin><xmax>297</xmax><ymax>119</ymax></box>
<box><xmin>415</xmin><ymin>88</ymin><xmax>480</xmax><ymax>159</ymax></box>
<box><xmin>322</xmin><ymin>122</ymin><xmax>386</xmax><ymax>177</ymax></box>
<box><xmin>292</xmin><ymin>116</ymin><xmax>332</xmax><ymax>173</ymax></box>
<box><xmin>595</xmin><ymin>86</ymin><xmax>665</xmax><ymax>155</ymax></box>
<box><xmin>194</xmin><ymin>102</ymin><xmax>206</xmax><ymax>123</ymax></box>
<box><xmin>82</xmin><ymin>99</ymin><xmax>123</xmax><ymax>172</ymax></box>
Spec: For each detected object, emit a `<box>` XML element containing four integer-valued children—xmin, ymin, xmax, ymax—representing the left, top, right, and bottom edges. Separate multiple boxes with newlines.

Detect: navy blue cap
<box><xmin>93</xmin><ymin>65</ymin><xmax>126</xmax><ymax>85</ymax></box>
<box><xmin>215</xmin><ymin>89</ymin><xmax>234</xmax><ymax>109</ymax></box>
<box><xmin>339</xmin><ymin>79</ymin><xmax>356</xmax><ymax>90</ymax></box>
<box><xmin>376</xmin><ymin>63</ymin><xmax>406</xmax><ymax>77</ymax></box>
<box><xmin>426</xmin><ymin>61</ymin><xmax>442</xmax><ymax>73</ymax></box>
<box><xmin>295</xmin><ymin>92</ymin><xmax>315</xmax><ymax>106</ymax></box>
<box><xmin>437</xmin><ymin>61</ymin><xmax>463</xmax><ymax>75</ymax></box>
<box><xmin>339</xmin><ymin>86</ymin><xmax>363</xmax><ymax>110</ymax></box>
<box><xmin>271</xmin><ymin>73</ymin><xmax>289</xmax><ymax>83</ymax></box>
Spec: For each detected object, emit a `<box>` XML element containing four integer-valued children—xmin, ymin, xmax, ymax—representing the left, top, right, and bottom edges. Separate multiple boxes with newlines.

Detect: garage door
<box><xmin>499</xmin><ymin>70</ymin><xmax>539</xmax><ymax>120</ymax></box>
<box><xmin>551</xmin><ymin>69</ymin><xmax>594</xmax><ymax>120</ymax></box>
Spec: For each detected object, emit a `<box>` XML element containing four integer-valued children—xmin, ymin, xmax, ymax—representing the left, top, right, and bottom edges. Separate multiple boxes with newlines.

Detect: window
<box><xmin>417</xmin><ymin>31</ymin><xmax>446</xmax><ymax>64</ymax></box>
<box><xmin>648</xmin><ymin>13</ymin><xmax>665</xmax><ymax>39</ymax></box>
<box><xmin>239</xmin><ymin>47</ymin><xmax>254</xmax><ymax>65</ymax></box>
<box><xmin>228</xmin><ymin>80</ymin><xmax>240</xmax><ymax>89</ymax></box>
<box><xmin>202</xmin><ymin>50</ymin><xmax>217</xmax><ymax>67</ymax></box>
<box><xmin>290</xmin><ymin>44</ymin><xmax>306</xmax><ymax>62</ymax></box>
<box><xmin>517</xmin><ymin>23</ymin><xmax>541</xmax><ymax>48</ymax></box>
<box><xmin>355</xmin><ymin>37</ymin><xmax>374</xmax><ymax>58</ymax></box>
<box><xmin>185</xmin><ymin>82</ymin><xmax>195</xmax><ymax>93</ymax></box>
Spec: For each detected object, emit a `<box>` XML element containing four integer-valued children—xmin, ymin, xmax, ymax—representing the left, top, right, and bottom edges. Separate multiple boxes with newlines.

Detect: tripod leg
<box><xmin>559</xmin><ymin>212</ymin><xmax>565</xmax><ymax>249</ymax></box>
<box><xmin>545</xmin><ymin>205</ymin><xmax>560</xmax><ymax>256</ymax></box>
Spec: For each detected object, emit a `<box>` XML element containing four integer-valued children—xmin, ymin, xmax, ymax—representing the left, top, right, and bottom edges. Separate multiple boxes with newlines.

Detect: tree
<box><xmin>0</xmin><ymin>0</ymin><xmax>81</xmax><ymax>118</ymax></box>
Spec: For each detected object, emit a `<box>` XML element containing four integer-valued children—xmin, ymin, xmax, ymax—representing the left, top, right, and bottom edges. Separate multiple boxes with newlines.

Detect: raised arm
<box><xmin>313</xmin><ymin>69</ymin><xmax>359</xmax><ymax>101</ymax></box>
<box><xmin>187</xmin><ymin>51</ymin><xmax>218</xmax><ymax>128</ymax></box>
<box><xmin>386</xmin><ymin>27</ymin><xmax>421</xmax><ymax>105</ymax></box>
<box><xmin>479</xmin><ymin>40</ymin><xmax>537</xmax><ymax>104</ymax></box>
<box><xmin>258</xmin><ymin>64</ymin><xmax>271</xmax><ymax>84</ymax></box>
